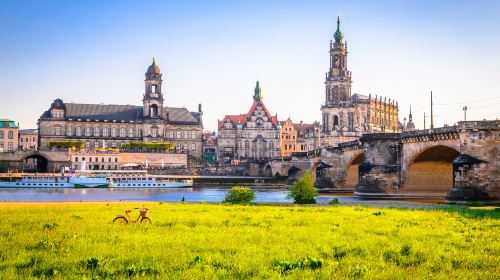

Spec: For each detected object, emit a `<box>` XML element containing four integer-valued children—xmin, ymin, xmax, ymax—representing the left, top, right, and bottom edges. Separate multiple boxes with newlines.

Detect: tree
<box><xmin>286</xmin><ymin>172</ymin><xmax>318</xmax><ymax>204</ymax></box>
<box><xmin>224</xmin><ymin>186</ymin><xmax>256</xmax><ymax>205</ymax></box>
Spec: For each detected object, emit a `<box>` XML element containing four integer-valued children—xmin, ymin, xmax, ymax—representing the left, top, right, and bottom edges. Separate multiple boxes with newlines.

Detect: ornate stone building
<box><xmin>280</xmin><ymin>118</ymin><xmax>320</xmax><ymax>157</ymax></box>
<box><xmin>18</xmin><ymin>129</ymin><xmax>38</xmax><ymax>151</ymax></box>
<box><xmin>218</xmin><ymin>81</ymin><xmax>280</xmax><ymax>163</ymax></box>
<box><xmin>321</xmin><ymin>17</ymin><xmax>399</xmax><ymax>145</ymax></box>
<box><xmin>0</xmin><ymin>119</ymin><xmax>19</xmax><ymax>153</ymax></box>
<box><xmin>38</xmin><ymin>59</ymin><xmax>203</xmax><ymax>158</ymax></box>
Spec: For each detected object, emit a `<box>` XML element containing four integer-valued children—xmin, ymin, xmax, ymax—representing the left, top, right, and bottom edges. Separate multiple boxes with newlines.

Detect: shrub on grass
<box><xmin>272</xmin><ymin>256</ymin><xmax>322</xmax><ymax>274</ymax></box>
<box><xmin>224</xmin><ymin>186</ymin><xmax>255</xmax><ymax>205</ymax></box>
<box><xmin>286</xmin><ymin>172</ymin><xmax>318</xmax><ymax>204</ymax></box>
<box><xmin>329</xmin><ymin>198</ymin><xmax>339</xmax><ymax>205</ymax></box>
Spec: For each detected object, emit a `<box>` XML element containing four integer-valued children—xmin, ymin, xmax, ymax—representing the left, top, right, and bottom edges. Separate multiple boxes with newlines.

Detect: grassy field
<box><xmin>0</xmin><ymin>203</ymin><xmax>498</xmax><ymax>279</ymax></box>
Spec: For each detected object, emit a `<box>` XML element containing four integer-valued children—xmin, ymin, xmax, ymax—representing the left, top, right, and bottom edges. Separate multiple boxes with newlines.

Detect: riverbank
<box><xmin>0</xmin><ymin>203</ymin><xmax>497</xmax><ymax>279</ymax></box>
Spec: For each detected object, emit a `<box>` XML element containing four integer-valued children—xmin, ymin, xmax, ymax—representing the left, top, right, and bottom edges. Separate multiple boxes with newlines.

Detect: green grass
<box><xmin>0</xmin><ymin>203</ymin><xmax>498</xmax><ymax>279</ymax></box>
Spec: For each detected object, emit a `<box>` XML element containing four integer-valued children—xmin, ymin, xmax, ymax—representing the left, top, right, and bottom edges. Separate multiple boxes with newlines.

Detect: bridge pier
<box><xmin>446</xmin><ymin>123</ymin><xmax>499</xmax><ymax>202</ymax></box>
<box><xmin>355</xmin><ymin>135</ymin><xmax>401</xmax><ymax>198</ymax></box>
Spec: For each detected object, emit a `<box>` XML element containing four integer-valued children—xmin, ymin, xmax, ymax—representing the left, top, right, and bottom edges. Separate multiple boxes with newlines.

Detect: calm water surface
<box><xmin>0</xmin><ymin>186</ymin><xmax>359</xmax><ymax>203</ymax></box>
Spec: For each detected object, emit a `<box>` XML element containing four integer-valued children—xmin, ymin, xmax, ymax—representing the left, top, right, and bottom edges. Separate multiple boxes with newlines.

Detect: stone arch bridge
<box><xmin>262</xmin><ymin>121</ymin><xmax>499</xmax><ymax>201</ymax></box>
<box><xmin>0</xmin><ymin>150</ymin><xmax>69</xmax><ymax>173</ymax></box>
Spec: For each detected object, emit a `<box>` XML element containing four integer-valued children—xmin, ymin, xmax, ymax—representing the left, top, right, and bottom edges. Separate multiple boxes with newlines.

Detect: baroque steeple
<box><xmin>323</xmin><ymin>16</ymin><xmax>352</xmax><ymax>106</ymax></box>
<box><xmin>334</xmin><ymin>16</ymin><xmax>344</xmax><ymax>43</ymax></box>
<box><xmin>143</xmin><ymin>57</ymin><xmax>164</xmax><ymax>118</ymax></box>
<box><xmin>254</xmin><ymin>80</ymin><xmax>263</xmax><ymax>102</ymax></box>
<box><xmin>406</xmin><ymin>105</ymin><xmax>415</xmax><ymax>131</ymax></box>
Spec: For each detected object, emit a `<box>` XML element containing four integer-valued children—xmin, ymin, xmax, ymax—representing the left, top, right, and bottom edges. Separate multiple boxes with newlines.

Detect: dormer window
<box><xmin>51</xmin><ymin>109</ymin><xmax>64</xmax><ymax>118</ymax></box>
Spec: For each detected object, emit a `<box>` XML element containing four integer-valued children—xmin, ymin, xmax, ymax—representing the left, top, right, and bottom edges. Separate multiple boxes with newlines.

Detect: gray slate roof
<box><xmin>66</xmin><ymin>103</ymin><xmax>142</xmax><ymax>121</ymax></box>
<box><xmin>18</xmin><ymin>129</ymin><xmax>37</xmax><ymax>134</ymax></box>
<box><xmin>41</xmin><ymin>103</ymin><xmax>200</xmax><ymax>124</ymax></box>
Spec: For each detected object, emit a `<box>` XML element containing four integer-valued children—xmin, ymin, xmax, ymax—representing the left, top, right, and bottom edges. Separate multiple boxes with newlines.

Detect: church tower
<box><xmin>324</xmin><ymin>16</ymin><xmax>352</xmax><ymax>105</ymax></box>
<box><xmin>143</xmin><ymin>57</ymin><xmax>164</xmax><ymax>119</ymax></box>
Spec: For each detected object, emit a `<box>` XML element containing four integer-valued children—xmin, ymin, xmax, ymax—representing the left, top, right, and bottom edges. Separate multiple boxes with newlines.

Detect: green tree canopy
<box><xmin>286</xmin><ymin>171</ymin><xmax>318</xmax><ymax>204</ymax></box>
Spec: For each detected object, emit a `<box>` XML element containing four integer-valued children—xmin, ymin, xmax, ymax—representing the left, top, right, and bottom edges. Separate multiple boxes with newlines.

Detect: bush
<box><xmin>329</xmin><ymin>198</ymin><xmax>339</xmax><ymax>205</ymax></box>
<box><xmin>48</xmin><ymin>140</ymin><xmax>84</xmax><ymax>149</ymax></box>
<box><xmin>286</xmin><ymin>172</ymin><xmax>318</xmax><ymax>204</ymax></box>
<box><xmin>121</xmin><ymin>142</ymin><xmax>174</xmax><ymax>151</ymax></box>
<box><xmin>224</xmin><ymin>186</ymin><xmax>256</xmax><ymax>205</ymax></box>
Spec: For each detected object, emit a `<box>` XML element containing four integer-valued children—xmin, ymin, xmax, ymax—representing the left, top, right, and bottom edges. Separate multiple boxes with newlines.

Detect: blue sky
<box><xmin>1</xmin><ymin>0</ymin><xmax>499</xmax><ymax>131</ymax></box>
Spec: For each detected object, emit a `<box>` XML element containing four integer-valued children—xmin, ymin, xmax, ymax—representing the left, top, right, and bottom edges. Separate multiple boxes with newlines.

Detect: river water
<box><xmin>0</xmin><ymin>187</ymin><xmax>358</xmax><ymax>203</ymax></box>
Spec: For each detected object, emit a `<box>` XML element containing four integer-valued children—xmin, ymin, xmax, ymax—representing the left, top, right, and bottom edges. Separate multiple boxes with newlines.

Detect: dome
<box><xmin>147</xmin><ymin>63</ymin><xmax>161</xmax><ymax>75</ymax></box>
<box><xmin>50</xmin><ymin>99</ymin><xmax>66</xmax><ymax>110</ymax></box>
<box><xmin>146</xmin><ymin>57</ymin><xmax>161</xmax><ymax>75</ymax></box>
<box><xmin>334</xmin><ymin>30</ymin><xmax>344</xmax><ymax>41</ymax></box>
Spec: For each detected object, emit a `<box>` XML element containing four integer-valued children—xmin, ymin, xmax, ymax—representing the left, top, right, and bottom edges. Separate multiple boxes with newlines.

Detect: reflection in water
<box><xmin>0</xmin><ymin>187</ymin><xmax>359</xmax><ymax>203</ymax></box>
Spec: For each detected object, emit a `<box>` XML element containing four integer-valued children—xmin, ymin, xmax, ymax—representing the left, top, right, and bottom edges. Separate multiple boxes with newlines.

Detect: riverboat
<box><xmin>86</xmin><ymin>170</ymin><xmax>193</xmax><ymax>188</ymax></box>
<box><xmin>0</xmin><ymin>173</ymin><xmax>108</xmax><ymax>188</ymax></box>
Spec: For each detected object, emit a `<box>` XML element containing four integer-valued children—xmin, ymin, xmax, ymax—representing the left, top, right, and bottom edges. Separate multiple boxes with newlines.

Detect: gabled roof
<box><xmin>218</xmin><ymin>114</ymin><xmax>247</xmax><ymax>128</ymax></box>
<box><xmin>219</xmin><ymin>100</ymin><xmax>278</xmax><ymax>129</ymax></box>
<box><xmin>246</xmin><ymin>100</ymin><xmax>278</xmax><ymax>125</ymax></box>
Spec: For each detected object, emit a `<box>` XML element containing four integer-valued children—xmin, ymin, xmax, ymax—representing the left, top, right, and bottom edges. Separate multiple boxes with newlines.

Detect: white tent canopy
<box><xmin>121</xmin><ymin>163</ymin><xmax>139</xmax><ymax>168</ymax></box>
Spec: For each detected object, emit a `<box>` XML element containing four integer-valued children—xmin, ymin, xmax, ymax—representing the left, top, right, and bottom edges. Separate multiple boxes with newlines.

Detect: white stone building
<box><xmin>38</xmin><ymin>59</ymin><xmax>204</xmax><ymax>159</ymax></box>
<box><xmin>218</xmin><ymin>82</ymin><xmax>281</xmax><ymax>163</ymax></box>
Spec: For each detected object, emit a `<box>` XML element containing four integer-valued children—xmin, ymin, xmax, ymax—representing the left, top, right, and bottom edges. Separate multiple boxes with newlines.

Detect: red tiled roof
<box><xmin>219</xmin><ymin>100</ymin><xmax>278</xmax><ymax>128</ymax></box>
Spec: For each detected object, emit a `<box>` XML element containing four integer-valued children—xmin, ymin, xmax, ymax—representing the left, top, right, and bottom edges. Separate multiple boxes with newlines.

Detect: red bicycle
<box><xmin>113</xmin><ymin>207</ymin><xmax>151</xmax><ymax>224</ymax></box>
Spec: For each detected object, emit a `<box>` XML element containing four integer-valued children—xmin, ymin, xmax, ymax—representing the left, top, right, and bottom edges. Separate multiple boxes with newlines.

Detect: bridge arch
<box><xmin>264</xmin><ymin>165</ymin><xmax>273</xmax><ymax>177</ymax></box>
<box><xmin>344</xmin><ymin>152</ymin><xmax>364</xmax><ymax>190</ymax></box>
<box><xmin>23</xmin><ymin>153</ymin><xmax>49</xmax><ymax>173</ymax></box>
<box><xmin>401</xmin><ymin>145</ymin><xmax>460</xmax><ymax>194</ymax></box>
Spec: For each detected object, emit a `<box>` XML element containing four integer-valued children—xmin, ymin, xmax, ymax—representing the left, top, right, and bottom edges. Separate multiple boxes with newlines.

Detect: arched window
<box><xmin>8</xmin><ymin>131</ymin><xmax>14</xmax><ymax>139</ymax></box>
<box><xmin>128</xmin><ymin>128</ymin><xmax>134</xmax><ymax>138</ymax></box>
<box><xmin>150</xmin><ymin>104</ymin><xmax>159</xmax><ymax>118</ymax></box>
<box><xmin>85</xmin><ymin>127</ymin><xmax>91</xmax><ymax>137</ymax></box>
<box><xmin>151</xmin><ymin>128</ymin><xmax>158</xmax><ymax>138</ymax></box>
<box><xmin>67</xmin><ymin>126</ymin><xmax>73</xmax><ymax>136</ymax></box>
<box><xmin>94</xmin><ymin>127</ymin><xmax>100</xmax><ymax>137</ymax></box>
<box><xmin>333</xmin><ymin>115</ymin><xmax>339</xmax><ymax>126</ymax></box>
<box><xmin>119</xmin><ymin>128</ymin><xmax>126</xmax><ymax>138</ymax></box>
<box><xmin>76</xmin><ymin>127</ymin><xmax>82</xmax><ymax>136</ymax></box>
<box><xmin>54</xmin><ymin>126</ymin><xmax>61</xmax><ymax>136</ymax></box>
<box><xmin>111</xmin><ymin>128</ymin><xmax>117</xmax><ymax>137</ymax></box>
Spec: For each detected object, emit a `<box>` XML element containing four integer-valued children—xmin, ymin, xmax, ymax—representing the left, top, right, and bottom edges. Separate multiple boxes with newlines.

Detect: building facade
<box><xmin>202</xmin><ymin>132</ymin><xmax>218</xmax><ymax>165</ymax></box>
<box><xmin>321</xmin><ymin>17</ymin><xmax>399</xmax><ymax>145</ymax></box>
<box><xmin>218</xmin><ymin>82</ymin><xmax>281</xmax><ymax>163</ymax></box>
<box><xmin>38</xmin><ymin>59</ymin><xmax>204</xmax><ymax>158</ymax></box>
<box><xmin>0</xmin><ymin>119</ymin><xmax>19</xmax><ymax>152</ymax></box>
<box><xmin>70</xmin><ymin>152</ymin><xmax>121</xmax><ymax>171</ymax></box>
<box><xmin>18</xmin><ymin>129</ymin><xmax>38</xmax><ymax>151</ymax></box>
<box><xmin>280</xmin><ymin>119</ymin><xmax>320</xmax><ymax>157</ymax></box>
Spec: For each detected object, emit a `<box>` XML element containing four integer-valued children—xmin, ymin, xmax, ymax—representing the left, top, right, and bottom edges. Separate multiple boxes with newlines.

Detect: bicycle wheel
<box><xmin>140</xmin><ymin>217</ymin><xmax>152</xmax><ymax>224</ymax></box>
<box><xmin>113</xmin><ymin>216</ymin><xmax>128</xmax><ymax>224</ymax></box>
